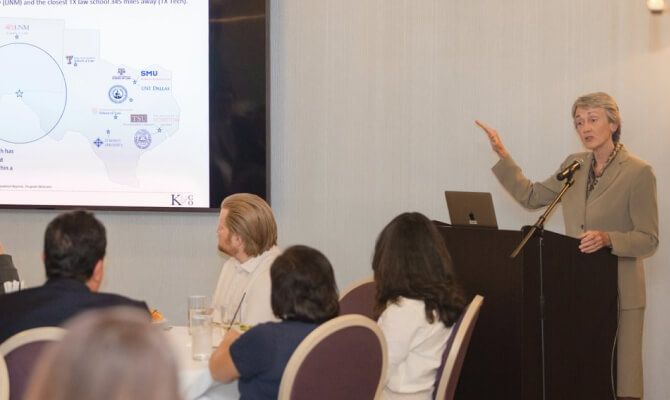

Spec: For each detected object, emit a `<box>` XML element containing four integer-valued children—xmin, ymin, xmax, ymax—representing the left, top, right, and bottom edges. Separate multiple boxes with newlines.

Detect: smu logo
<box><xmin>141</xmin><ymin>70</ymin><xmax>158</xmax><ymax>77</ymax></box>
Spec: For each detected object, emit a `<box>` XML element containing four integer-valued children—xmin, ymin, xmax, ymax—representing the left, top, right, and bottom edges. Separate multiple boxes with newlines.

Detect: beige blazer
<box><xmin>492</xmin><ymin>145</ymin><xmax>658</xmax><ymax>309</ymax></box>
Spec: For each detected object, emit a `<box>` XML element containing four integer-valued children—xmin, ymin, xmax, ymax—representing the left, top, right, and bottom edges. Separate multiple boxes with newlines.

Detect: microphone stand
<box><xmin>510</xmin><ymin>175</ymin><xmax>576</xmax><ymax>259</ymax></box>
<box><xmin>509</xmin><ymin>173</ymin><xmax>576</xmax><ymax>400</ymax></box>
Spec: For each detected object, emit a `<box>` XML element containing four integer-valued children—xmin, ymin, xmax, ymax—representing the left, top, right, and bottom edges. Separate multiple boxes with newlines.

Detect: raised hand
<box><xmin>475</xmin><ymin>120</ymin><xmax>509</xmax><ymax>159</ymax></box>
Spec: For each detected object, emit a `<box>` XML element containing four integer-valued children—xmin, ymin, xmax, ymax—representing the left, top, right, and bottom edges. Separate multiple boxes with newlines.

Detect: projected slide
<box><xmin>0</xmin><ymin>1</ymin><xmax>209</xmax><ymax>208</ymax></box>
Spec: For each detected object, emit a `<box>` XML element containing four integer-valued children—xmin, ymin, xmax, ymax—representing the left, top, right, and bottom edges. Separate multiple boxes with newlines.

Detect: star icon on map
<box><xmin>15</xmin><ymin>90</ymin><xmax>23</xmax><ymax>98</ymax></box>
<box><xmin>157</xmin><ymin>127</ymin><xmax>162</xmax><ymax>133</ymax></box>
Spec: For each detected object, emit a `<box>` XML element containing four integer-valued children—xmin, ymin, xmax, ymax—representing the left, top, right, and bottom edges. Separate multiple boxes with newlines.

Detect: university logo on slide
<box><xmin>134</xmin><ymin>129</ymin><xmax>152</xmax><ymax>149</ymax></box>
<box><xmin>130</xmin><ymin>114</ymin><xmax>147</xmax><ymax>123</ymax></box>
<box><xmin>108</xmin><ymin>85</ymin><xmax>128</xmax><ymax>103</ymax></box>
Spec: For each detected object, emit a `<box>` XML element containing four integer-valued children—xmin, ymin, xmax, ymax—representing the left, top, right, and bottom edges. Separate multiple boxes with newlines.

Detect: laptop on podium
<box><xmin>444</xmin><ymin>191</ymin><xmax>498</xmax><ymax>229</ymax></box>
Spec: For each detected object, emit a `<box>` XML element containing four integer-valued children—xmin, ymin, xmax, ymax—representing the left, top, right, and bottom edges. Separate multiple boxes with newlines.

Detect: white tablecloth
<box><xmin>164</xmin><ymin>326</ymin><xmax>239</xmax><ymax>400</ymax></box>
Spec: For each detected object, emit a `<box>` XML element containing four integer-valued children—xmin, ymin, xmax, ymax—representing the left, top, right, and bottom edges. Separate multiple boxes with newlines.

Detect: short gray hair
<box><xmin>571</xmin><ymin>92</ymin><xmax>621</xmax><ymax>143</ymax></box>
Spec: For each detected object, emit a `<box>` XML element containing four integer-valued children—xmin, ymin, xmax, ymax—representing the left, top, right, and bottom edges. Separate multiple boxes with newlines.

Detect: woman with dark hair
<box><xmin>373</xmin><ymin>212</ymin><xmax>466</xmax><ymax>400</ymax></box>
<box><xmin>209</xmin><ymin>245</ymin><xmax>339</xmax><ymax>400</ymax></box>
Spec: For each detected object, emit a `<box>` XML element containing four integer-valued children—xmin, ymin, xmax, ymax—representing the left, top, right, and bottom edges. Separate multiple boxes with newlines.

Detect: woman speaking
<box><xmin>476</xmin><ymin>92</ymin><xmax>658</xmax><ymax>400</ymax></box>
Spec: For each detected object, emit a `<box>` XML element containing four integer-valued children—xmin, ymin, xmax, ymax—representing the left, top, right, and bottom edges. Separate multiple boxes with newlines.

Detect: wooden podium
<box><xmin>435</xmin><ymin>223</ymin><xmax>618</xmax><ymax>400</ymax></box>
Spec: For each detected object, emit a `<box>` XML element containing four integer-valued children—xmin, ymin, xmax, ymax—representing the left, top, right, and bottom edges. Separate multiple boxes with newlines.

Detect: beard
<box><xmin>218</xmin><ymin>235</ymin><xmax>235</xmax><ymax>256</ymax></box>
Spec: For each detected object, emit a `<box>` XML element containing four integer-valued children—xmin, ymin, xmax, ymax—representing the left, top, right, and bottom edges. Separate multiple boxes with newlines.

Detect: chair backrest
<box><xmin>0</xmin><ymin>354</ymin><xmax>9</xmax><ymax>400</ymax></box>
<box><xmin>0</xmin><ymin>327</ymin><xmax>66</xmax><ymax>400</ymax></box>
<box><xmin>278</xmin><ymin>315</ymin><xmax>387</xmax><ymax>400</ymax></box>
<box><xmin>338</xmin><ymin>277</ymin><xmax>377</xmax><ymax>320</ymax></box>
<box><xmin>433</xmin><ymin>295</ymin><xmax>484</xmax><ymax>400</ymax></box>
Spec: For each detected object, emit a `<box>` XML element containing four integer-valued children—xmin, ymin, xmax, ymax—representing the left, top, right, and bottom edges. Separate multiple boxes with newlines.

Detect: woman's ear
<box><xmin>609</xmin><ymin>122</ymin><xmax>618</xmax><ymax>134</ymax></box>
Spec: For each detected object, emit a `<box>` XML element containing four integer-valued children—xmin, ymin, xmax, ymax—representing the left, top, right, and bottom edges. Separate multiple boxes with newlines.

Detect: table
<box><xmin>164</xmin><ymin>326</ymin><xmax>239</xmax><ymax>400</ymax></box>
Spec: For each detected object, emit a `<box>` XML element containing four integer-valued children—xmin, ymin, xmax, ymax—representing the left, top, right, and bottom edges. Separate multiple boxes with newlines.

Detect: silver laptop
<box><xmin>444</xmin><ymin>191</ymin><xmax>498</xmax><ymax>229</ymax></box>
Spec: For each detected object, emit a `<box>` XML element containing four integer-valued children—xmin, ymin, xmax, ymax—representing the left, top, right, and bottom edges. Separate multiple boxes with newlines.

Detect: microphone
<box><xmin>556</xmin><ymin>159</ymin><xmax>582</xmax><ymax>181</ymax></box>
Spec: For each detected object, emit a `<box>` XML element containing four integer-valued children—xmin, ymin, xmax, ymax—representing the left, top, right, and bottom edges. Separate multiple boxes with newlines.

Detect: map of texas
<box><xmin>0</xmin><ymin>17</ymin><xmax>180</xmax><ymax>186</ymax></box>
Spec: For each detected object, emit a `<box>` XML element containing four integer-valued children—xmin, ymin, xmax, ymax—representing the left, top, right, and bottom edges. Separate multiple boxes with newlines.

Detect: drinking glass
<box><xmin>219</xmin><ymin>304</ymin><xmax>241</xmax><ymax>331</ymax></box>
<box><xmin>188</xmin><ymin>295</ymin><xmax>207</xmax><ymax>334</ymax></box>
<box><xmin>191</xmin><ymin>313</ymin><xmax>213</xmax><ymax>361</ymax></box>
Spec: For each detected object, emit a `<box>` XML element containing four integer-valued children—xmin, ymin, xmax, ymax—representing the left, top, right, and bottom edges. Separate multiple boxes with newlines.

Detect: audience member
<box><xmin>209</xmin><ymin>245</ymin><xmax>339</xmax><ymax>400</ymax></box>
<box><xmin>373</xmin><ymin>212</ymin><xmax>467</xmax><ymax>400</ymax></box>
<box><xmin>24</xmin><ymin>307</ymin><xmax>181</xmax><ymax>400</ymax></box>
<box><xmin>212</xmin><ymin>193</ymin><xmax>281</xmax><ymax>325</ymax></box>
<box><xmin>0</xmin><ymin>242</ymin><xmax>19</xmax><ymax>294</ymax></box>
<box><xmin>0</xmin><ymin>210</ymin><xmax>148</xmax><ymax>343</ymax></box>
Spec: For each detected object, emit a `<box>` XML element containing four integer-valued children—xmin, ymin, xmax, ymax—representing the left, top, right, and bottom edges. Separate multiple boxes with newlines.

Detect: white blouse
<box><xmin>378</xmin><ymin>297</ymin><xmax>452</xmax><ymax>400</ymax></box>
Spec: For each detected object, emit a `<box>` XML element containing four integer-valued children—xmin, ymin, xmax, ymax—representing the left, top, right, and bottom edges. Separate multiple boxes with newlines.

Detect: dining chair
<box><xmin>433</xmin><ymin>295</ymin><xmax>484</xmax><ymax>400</ymax></box>
<box><xmin>278</xmin><ymin>314</ymin><xmax>387</xmax><ymax>400</ymax></box>
<box><xmin>0</xmin><ymin>354</ymin><xmax>9</xmax><ymax>400</ymax></box>
<box><xmin>0</xmin><ymin>327</ymin><xmax>66</xmax><ymax>400</ymax></box>
<box><xmin>338</xmin><ymin>277</ymin><xmax>376</xmax><ymax>320</ymax></box>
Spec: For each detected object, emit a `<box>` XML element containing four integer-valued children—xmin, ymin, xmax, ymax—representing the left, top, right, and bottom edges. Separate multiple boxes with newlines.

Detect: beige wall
<box><xmin>1</xmin><ymin>0</ymin><xmax>668</xmax><ymax>397</ymax></box>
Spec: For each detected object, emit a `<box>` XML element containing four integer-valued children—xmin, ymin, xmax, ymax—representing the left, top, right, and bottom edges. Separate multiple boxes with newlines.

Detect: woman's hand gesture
<box><xmin>475</xmin><ymin>120</ymin><xmax>509</xmax><ymax>159</ymax></box>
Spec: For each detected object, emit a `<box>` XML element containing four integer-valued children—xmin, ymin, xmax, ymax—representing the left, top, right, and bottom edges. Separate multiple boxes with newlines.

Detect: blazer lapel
<box><xmin>587</xmin><ymin>146</ymin><xmax>629</xmax><ymax>203</ymax></box>
<box><xmin>567</xmin><ymin>153</ymin><xmax>589</xmax><ymax>235</ymax></box>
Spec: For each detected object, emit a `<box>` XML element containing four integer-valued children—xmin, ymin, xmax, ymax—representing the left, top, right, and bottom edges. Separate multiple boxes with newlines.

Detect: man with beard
<box><xmin>212</xmin><ymin>193</ymin><xmax>280</xmax><ymax>326</ymax></box>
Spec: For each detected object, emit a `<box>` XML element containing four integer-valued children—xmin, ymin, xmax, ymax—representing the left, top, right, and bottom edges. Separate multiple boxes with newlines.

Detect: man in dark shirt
<box><xmin>0</xmin><ymin>210</ymin><xmax>148</xmax><ymax>343</ymax></box>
